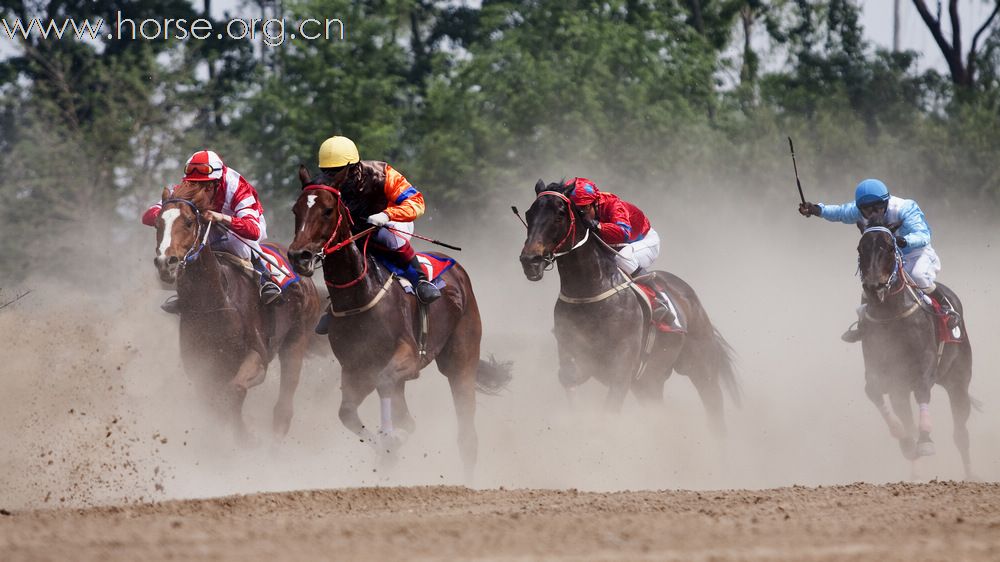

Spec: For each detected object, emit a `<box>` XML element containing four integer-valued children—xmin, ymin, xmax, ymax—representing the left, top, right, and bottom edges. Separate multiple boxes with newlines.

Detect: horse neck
<box><xmin>322</xmin><ymin>237</ymin><xmax>384</xmax><ymax>306</ymax></box>
<box><xmin>178</xmin><ymin>249</ymin><xmax>228</xmax><ymax>308</ymax></box>
<box><xmin>555</xmin><ymin>235</ymin><xmax>623</xmax><ymax>297</ymax></box>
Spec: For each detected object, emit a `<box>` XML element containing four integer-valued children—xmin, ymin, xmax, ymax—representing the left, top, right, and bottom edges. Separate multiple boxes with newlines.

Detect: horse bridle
<box><xmin>533</xmin><ymin>190</ymin><xmax>591</xmax><ymax>268</ymax></box>
<box><xmin>859</xmin><ymin>225</ymin><xmax>906</xmax><ymax>296</ymax></box>
<box><xmin>300</xmin><ymin>184</ymin><xmax>373</xmax><ymax>289</ymax></box>
<box><xmin>161</xmin><ymin>198</ymin><xmax>212</xmax><ymax>273</ymax></box>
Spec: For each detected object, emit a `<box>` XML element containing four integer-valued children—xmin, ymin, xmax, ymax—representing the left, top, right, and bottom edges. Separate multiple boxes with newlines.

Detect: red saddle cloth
<box><xmin>928</xmin><ymin>296</ymin><xmax>962</xmax><ymax>344</ymax></box>
<box><xmin>635</xmin><ymin>281</ymin><xmax>685</xmax><ymax>334</ymax></box>
<box><xmin>260</xmin><ymin>244</ymin><xmax>300</xmax><ymax>289</ymax></box>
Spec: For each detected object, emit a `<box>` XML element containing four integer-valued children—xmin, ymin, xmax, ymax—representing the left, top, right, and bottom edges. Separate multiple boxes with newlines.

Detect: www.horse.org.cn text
<box><xmin>0</xmin><ymin>12</ymin><xmax>345</xmax><ymax>48</ymax></box>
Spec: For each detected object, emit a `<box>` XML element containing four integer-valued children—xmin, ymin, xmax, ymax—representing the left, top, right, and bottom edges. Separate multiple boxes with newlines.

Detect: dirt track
<box><xmin>2</xmin><ymin>482</ymin><xmax>999</xmax><ymax>561</ymax></box>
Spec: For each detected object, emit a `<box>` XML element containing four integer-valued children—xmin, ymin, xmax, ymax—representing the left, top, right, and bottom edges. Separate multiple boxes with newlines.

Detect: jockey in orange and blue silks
<box><xmin>142</xmin><ymin>150</ymin><xmax>281</xmax><ymax>312</ymax></box>
<box><xmin>310</xmin><ymin>136</ymin><xmax>440</xmax><ymax>334</ymax></box>
<box><xmin>566</xmin><ymin>177</ymin><xmax>659</xmax><ymax>275</ymax></box>
<box><xmin>799</xmin><ymin>178</ymin><xmax>959</xmax><ymax>341</ymax></box>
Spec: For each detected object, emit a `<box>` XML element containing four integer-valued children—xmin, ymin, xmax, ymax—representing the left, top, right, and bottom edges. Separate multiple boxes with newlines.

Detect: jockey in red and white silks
<box><xmin>142</xmin><ymin>150</ymin><xmax>268</xmax><ymax>262</ymax></box>
<box><xmin>566</xmin><ymin>177</ymin><xmax>659</xmax><ymax>275</ymax></box>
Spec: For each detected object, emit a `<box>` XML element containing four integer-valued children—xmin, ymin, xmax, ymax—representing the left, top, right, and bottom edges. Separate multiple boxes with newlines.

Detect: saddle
<box><xmin>631</xmin><ymin>274</ymin><xmax>686</xmax><ymax>334</ymax></box>
<box><xmin>374</xmin><ymin>252</ymin><xmax>456</xmax><ymax>358</ymax></box>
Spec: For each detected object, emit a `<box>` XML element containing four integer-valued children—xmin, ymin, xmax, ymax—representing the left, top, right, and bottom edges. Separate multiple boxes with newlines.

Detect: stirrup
<box><xmin>260</xmin><ymin>281</ymin><xmax>282</xmax><ymax>304</ymax></box>
<box><xmin>160</xmin><ymin>295</ymin><xmax>180</xmax><ymax>314</ymax></box>
<box><xmin>841</xmin><ymin>321</ymin><xmax>863</xmax><ymax>343</ymax></box>
<box><xmin>415</xmin><ymin>279</ymin><xmax>441</xmax><ymax>304</ymax></box>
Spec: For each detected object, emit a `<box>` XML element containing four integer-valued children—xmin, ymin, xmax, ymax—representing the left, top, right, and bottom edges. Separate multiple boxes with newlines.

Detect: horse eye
<box><xmin>185</xmin><ymin>218</ymin><xmax>194</xmax><ymax>227</ymax></box>
<box><xmin>323</xmin><ymin>208</ymin><xmax>334</xmax><ymax>217</ymax></box>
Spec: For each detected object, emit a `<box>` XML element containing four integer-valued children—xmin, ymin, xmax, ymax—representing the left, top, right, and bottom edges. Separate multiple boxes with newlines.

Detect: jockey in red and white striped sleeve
<box><xmin>142</xmin><ymin>150</ymin><xmax>281</xmax><ymax>312</ymax></box>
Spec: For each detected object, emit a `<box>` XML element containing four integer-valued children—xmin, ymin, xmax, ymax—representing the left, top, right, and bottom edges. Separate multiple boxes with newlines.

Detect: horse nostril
<box><xmin>167</xmin><ymin>256</ymin><xmax>180</xmax><ymax>266</ymax></box>
<box><xmin>299</xmin><ymin>250</ymin><xmax>313</xmax><ymax>262</ymax></box>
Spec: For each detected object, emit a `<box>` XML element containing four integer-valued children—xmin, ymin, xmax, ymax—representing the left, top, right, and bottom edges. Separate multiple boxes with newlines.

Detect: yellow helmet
<box><xmin>318</xmin><ymin>136</ymin><xmax>360</xmax><ymax>168</ymax></box>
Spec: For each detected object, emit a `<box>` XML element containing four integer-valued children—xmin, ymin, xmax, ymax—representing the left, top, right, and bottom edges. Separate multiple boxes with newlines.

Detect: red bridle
<box><xmin>301</xmin><ymin>184</ymin><xmax>370</xmax><ymax>289</ymax></box>
<box><xmin>534</xmin><ymin>190</ymin><xmax>580</xmax><ymax>256</ymax></box>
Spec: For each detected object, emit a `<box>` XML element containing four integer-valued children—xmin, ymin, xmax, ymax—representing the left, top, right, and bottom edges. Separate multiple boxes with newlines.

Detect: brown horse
<box><xmin>856</xmin><ymin>218</ymin><xmax>976</xmax><ymax>479</ymax></box>
<box><xmin>152</xmin><ymin>182</ymin><xmax>322</xmax><ymax>442</ymax></box>
<box><xmin>518</xmin><ymin>180</ymin><xmax>740</xmax><ymax>436</ymax></box>
<box><xmin>286</xmin><ymin>166</ymin><xmax>510</xmax><ymax>478</ymax></box>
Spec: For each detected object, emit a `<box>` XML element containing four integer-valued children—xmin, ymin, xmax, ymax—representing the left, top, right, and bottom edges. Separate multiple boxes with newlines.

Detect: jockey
<box><xmin>566</xmin><ymin>177</ymin><xmax>678</xmax><ymax>328</ymax></box>
<box><xmin>142</xmin><ymin>150</ymin><xmax>281</xmax><ymax>313</ymax></box>
<box><xmin>799</xmin><ymin>178</ymin><xmax>959</xmax><ymax>342</ymax></box>
<box><xmin>313</xmin><ymin>136</ymin><xmax>440</xmax><ymax>334</ymax></box>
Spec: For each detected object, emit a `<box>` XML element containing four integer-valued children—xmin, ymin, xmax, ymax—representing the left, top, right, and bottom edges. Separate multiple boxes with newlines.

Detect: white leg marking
<box><xmin>158</xmin><ymin>208</ymin><xmax>181</xmax><ymax>256</ymax></box>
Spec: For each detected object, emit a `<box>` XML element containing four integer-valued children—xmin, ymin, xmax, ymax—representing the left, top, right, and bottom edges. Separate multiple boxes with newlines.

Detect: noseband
<box><xmin>533</xmin><ymin>190</ymin><xmax>591</xmax><ymax>267</ymax></box>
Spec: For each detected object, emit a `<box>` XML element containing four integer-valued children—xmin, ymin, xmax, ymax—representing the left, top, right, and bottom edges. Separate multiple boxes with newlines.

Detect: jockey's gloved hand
<box><xmin>895</xmin><ymin>236</ymin><xmax>907</xmax><ymax>248</ymax></box>
<box><xmin>585</xmin><ymin>218</ymin><xmax>601</xmax><ymax>232</ymax></box>
<box><xmin>798</xmin><ymin>202</ymin><xmax>821</xmax><ymax>217</ymax></box>
<box><xmin>367</xmin><ymin>212</ymin><xmax>390</xmax><ymax>227</ymax></box>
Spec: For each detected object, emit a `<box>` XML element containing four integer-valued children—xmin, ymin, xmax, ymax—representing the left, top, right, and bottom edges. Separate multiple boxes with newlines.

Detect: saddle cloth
<box><xmin>926</xmin><ymin>294</ymin><xmax>963</xmax><ymax>344</ymax></box>
<box><xmin>260</xmin><ymin>243</ymin><xmax>299</xmax><ymax>288</ymax></box>
<box><xmin>378</xmin><ymin>252</ymin><xmax>454</xmax><ymax>292</ymax></box>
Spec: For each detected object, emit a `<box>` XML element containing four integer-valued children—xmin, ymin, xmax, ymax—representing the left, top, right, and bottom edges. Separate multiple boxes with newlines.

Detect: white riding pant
<box><xmin>209</xmin><ymin>227</ymin><xmax>265</xmax><ymax>261</ymax></box>
<box><xmin>614</xmin><ymin>228</ymin><xmax>661</xmax><ymax>274</ymax></box>
<box><xmin>903</xmin><ymin>245</ymin><xmax>941</xmax><ymax>291</ymax></box>
<box><xmin>373</xmin><ymin>220</ymin><xmax>413</xmax><ymax>249</ymax></box>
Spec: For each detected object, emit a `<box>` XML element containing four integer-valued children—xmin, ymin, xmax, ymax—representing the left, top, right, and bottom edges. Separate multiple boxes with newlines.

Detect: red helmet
<box><xmin>182</xmin><ymin>150</ymin><xmax>225</xmax><ymax>182</ymax></box>
<box><xmin>567</xmin><ymin>177</ymin><xmax>600</xmax><ymax>206</ymax></box>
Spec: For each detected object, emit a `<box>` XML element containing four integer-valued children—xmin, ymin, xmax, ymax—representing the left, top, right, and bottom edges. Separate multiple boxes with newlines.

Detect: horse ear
<box><xmin>299</xmin><ymin>164</ymin><xmax>312</xmax><ymax>187</ymax></box>
<box><xmin>534</xmin><ymin>179</ymin><xmax>546</xmax><ymax>194</ymax></box>
<box><xmin>160</xmin><ymin>186</ymin><xmax>170</xmax><ymax>203</ymax></box>
<box><xmin>855</xmin><ymin>221</ymin><xmax>865</xmax><ymax>233</ymax></box>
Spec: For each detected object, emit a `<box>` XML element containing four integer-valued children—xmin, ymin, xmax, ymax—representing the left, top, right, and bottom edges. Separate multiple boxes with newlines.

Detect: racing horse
<box><xmin>152</xmin><ymin>182</ymin><xmax>322</xmax><ymax>442</ymax></box>
<box><xmin>286</xmin><ymin>165</ymin><xmax>511</xmax><ymax>478</ymax></box>
<box><xmin>518</xmin><ymin>180</ymin><xmax>740</xmax><ymax>436</ymax></box>
<box><xmin>855</xmin><ymin>216</ymin><xmax>975</xmax><ymax>479</ymax></box>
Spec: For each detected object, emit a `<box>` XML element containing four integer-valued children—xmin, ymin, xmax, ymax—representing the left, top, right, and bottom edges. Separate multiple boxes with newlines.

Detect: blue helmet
<box><xmin>854</xmin><ymin>179</ymin><xmax>890</xmax><ymax>206</ymax></box>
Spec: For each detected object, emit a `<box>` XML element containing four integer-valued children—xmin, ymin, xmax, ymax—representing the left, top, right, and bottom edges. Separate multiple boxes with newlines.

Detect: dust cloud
<box><xmin>1</xmin><ymin>172</ymin><xmax>998</xmax><ymax>512</ymax></box>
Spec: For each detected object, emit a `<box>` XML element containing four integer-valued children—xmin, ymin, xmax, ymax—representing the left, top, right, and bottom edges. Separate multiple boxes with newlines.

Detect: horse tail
<box><xmin>708</xmin><ymin>326</ymin><xmax>742</xmax><ymax>408</ymax></box>
<box><xmin>476</xmin><ymin>354</ymin><xmax>513</xmax><ymax>395</ymax></box>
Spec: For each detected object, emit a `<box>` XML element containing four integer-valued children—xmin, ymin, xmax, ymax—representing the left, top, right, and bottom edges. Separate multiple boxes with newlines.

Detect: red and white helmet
<box><xmin>182</xmin><ymin>150</ymin><xmax>225</xmax><ymax>182</ymax></box>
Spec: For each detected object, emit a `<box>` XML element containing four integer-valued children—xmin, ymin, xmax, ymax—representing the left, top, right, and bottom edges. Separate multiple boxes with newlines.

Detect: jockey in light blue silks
<box><xmin>799</xmin><ymin>178</ymin><xmax>960</xmax><ymax>342</ymax></box>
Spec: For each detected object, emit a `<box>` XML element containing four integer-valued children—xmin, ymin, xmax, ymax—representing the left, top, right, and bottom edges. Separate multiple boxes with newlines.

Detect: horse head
<box><xmin>857</xmin><ymin>216</ymin><xmax>904</xmax><ymax>303</ymax></box>
<box><xmin>153</xmin><ymin>183</ymin><xmax>213</xmax><ymax>283</ymax></box>
<box><xmin>518</xmin><ymin>178</ymin><xmax>583</xmax><ymax>281</ymax></box>
<box><xmin>288</xmin><ymin>164</ymin><xmax>353</xmax><ymax>276</ymax></box>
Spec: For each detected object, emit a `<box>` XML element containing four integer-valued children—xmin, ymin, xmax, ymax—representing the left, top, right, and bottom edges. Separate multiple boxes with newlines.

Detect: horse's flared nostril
<box><xmin>166</xmin><ymin>256</ymin><xmax>180</xmax><ymax>266</ymax></box>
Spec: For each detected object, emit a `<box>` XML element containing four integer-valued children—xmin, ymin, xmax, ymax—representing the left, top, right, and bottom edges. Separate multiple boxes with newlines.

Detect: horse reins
<box><xmin>301</xmin><ymin>184</ymin><xmax>377</xmax><ymax>290</ymax></box>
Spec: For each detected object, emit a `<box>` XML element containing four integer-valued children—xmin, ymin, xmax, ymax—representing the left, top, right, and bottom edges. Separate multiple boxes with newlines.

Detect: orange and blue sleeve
<box><xmin>382</xmin><ymin>164</ymin><xmax>425</xmax><ymax>222</ymax></box>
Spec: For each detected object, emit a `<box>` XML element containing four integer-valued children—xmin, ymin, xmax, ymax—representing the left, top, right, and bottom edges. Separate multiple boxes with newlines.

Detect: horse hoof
<box><xmin>898</xmin><ymin>438</ymin><xmax>918</xmax><ymax>461</ymax></box>
<box><xmin>916</xmin><ymin>441</ymin><xmax>935</xmax><ymax>457</ymax></box>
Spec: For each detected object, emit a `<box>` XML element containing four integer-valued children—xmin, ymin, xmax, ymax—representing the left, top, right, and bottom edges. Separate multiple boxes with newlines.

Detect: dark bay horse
<box><xmin>286</xmin><ymin>166</ymin><xmax>510</xmax><ymax>478</ymax></box>
<box><xmin>153</xmin><ymin>183</ymin><xmax>322</xmax><ymax>441</ymax></box>
<box><xmin>855</xmin><ymin>218</ymin><xmax>975</xmax><ymax>478</ymax></box>
<box><xmin>518</xmin><ymin>180</ymin><xmax>740</xmax><ymax>435</ymax></box>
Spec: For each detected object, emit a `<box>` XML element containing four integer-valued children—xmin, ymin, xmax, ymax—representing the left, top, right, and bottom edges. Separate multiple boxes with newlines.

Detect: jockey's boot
<box><xmin>410</xmin><ymin>256</ymin><xmax>441</xmax><ymax>304</ymax></box>
<box><xmin>161</xmin><ymin>294</ymin><xmax>180</xmax><ymax>314</ymax></box>
<box><xmin>252</xmin><ymin>256</ymin><xmax>282</xmax><ymax>304</ymax></box>
<box><xmin>841</xmin><ymin>297</ymin><xmax>869</xmax><ymax>343</ymax></box>
<box><xmin>315</xmin><ymin>309</ymin><xmax>332</xmax><ymax>336</ymax></box>
<box><xmin>652</xmin><ymin>291</ymin><xmax>681</xmax><ymax>330</ymax></box>
<box><xmin>928</xmin><ymin>287</ymin><xmax>961</xmax><ymax>329</ymax></box>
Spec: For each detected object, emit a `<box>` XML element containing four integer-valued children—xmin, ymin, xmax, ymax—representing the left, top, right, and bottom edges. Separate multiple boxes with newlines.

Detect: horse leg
<box><xmin>390</xmin><ymin>379</ymin><xmax>416</xmax><ymax>434</ymax></box>
<box><xmin>866</xmin><ymin>380</ymin><xmax>906</xmax><ymax>440</ymax></box>
<box><xmin>887</xmin><ymin>389</ymin><xmax>920</xmax><ymax>462</ymax></box>
<box><xmin>913</xmin><ymin>363</ymin><xmax>936</xmax><ymax>457</ymax></box>
<box><xmin>272</xmin><ymin>334</ymin><xmax>309</xmax><ymax>438</ymax></box>
<box><xmin>446</xmin><ymin>367</ymin><xmax>478</xmax><ymax>482</ymax></box>
<box><xmin>557</xmin><ymin>342</ymin><xmax>584</xmax><ymax>406</ymax></box>
<box><xmin>689</xmin><ymin>369</ymin><xmax>726</xmax><ymax>440</ymax></box>
<box><xmin>230</xmin><ymin>349</ymin><xmax>267</xmax><ymax>392</ymax></box>
<box><xmin>945</xmin><ymin>382</ymin><xmax>976</xmax><ymax>480</ymax></box>
<box><xmin>338</xmin><ymin>372</ymin><xmax>377</xmax><ymax>446</ymax></box>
